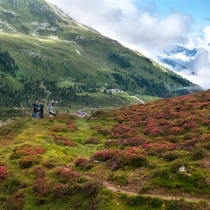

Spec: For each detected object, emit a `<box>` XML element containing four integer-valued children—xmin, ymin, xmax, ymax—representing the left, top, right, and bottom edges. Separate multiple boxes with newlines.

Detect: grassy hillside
<box><xmin>1</xmin><ymin>89</ymin><xmax>210</xmax><ymax>209</ymax></box>
<box><xmin>0</xmin><ymin>0</ymin><xmax>203</xmax><ymax>111</ymax></box>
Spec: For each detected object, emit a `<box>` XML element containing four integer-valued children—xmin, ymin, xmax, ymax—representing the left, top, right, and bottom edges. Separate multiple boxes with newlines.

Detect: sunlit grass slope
<box><xmin>0</xmin><ymin>0</ymin><xmax>202</xmax><ymax>101</ymax></box>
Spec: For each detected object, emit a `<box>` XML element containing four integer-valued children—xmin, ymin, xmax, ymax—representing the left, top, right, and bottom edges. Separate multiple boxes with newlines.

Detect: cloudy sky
<box><xmin>46</xmin><ymin>0</ymin><xmax>210</xmax><ymax>89</ymax></box>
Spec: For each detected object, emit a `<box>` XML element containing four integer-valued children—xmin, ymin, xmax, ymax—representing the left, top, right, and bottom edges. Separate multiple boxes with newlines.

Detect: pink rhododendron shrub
<box><xmin>0</xmin><ymin>166</ymin><xmax>9</xmax><ymax>182</ymax></box>
<box><xmin>93</xmin><ymin>147</ymin><xmax>147</xmax><ymax>169</ymax></box>
<box><xmin>56</xmin><ymin>167</ymin><xmax>80</xmax><ymax>183</ymax></box>
<box><xmin>143</xmin><ymin>142</ymin><xmax>176</xmax><ymax>155</ymax></box>
<box><xmin>50</xmin><ymin>133</ymin><xmax>77</xmax><ymax>147</ymax></box>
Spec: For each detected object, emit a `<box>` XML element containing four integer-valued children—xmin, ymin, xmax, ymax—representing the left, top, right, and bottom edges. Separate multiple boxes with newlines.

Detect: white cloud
<box><xmin>46</xmin><ymin>0</ymin><xmax>193</xmax><ymax>49</ymax></box>
<box><xmin>46</xmin><ymin>0</ymin><xmax>210</xmax><ymax>89</ymax></box>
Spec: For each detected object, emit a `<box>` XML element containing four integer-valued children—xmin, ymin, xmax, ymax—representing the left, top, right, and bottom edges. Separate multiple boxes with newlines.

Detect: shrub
<box><xmin>191</xmin><ymin>147</ymin><xmax>206</xmax><ymax>160</ymax></box>
<box><xmin>118</xmin><ymin>147</ymin><xmax>147</xmax><ymax>167</ymax></box>
<box><xmin>81</xmin><ymin>181</ymin><xmax>101</xmax><ymax>197</ymax></box>
<box><xmin>168</xmin><ymin>126</ymin><xmax>184</xmax><ymax>135</ymax></box>
<box><xmin>94</xmin><ymin>126</ymin><xmax>111</xmax><ymax>135</ymax></box>
<box><xmin>19</xmin><ymin>156</ymin><xmax>39</xmax><ymax>169</ymax></box>
<box><xmin>56</xmin><ymin>167</ymin><xmax>80</xmax><ymax>183</ymax></box>
<box><xmin>3</xmin><ymin>190</ymin><xmax>25</xmax><ymax>210</ymax></box>
<box><xmin>106</xmin><ymin>156</ymin><xmax>122</xmax><ymax>171</ymax></box>
<box><xmin>165</xmin><ymin>200</ymin><xmax>180</xmax><ymax>210</ymax></box>
<box><xmin>162</xmin><ymin>151</ymin><xmax>179</xmax><ymax>161</ymax></box>
<box><xmin>183</xmin><ymin>133</ymin><xmax>197</xmax><ymax>140</ymax></box>
<box><xmin>0</xmin><ymin>140</ymin><xmax>9</xmax><ymax>146</ymax></box>
<box><xmin>51</xmin><ymin>125</ymin><xmax>67</xmax><ymax>132</ymax></box>
<box><xmin>67</xmin><ymin>123</ymin><xmax>77</xmax><ymax>132</ymax></box>
<box><xmin>3</xmin><ymin>178</ymin><xmax>22</xmax><ymax>194</ymax></box>
<box><xmin>51</xmin><ymin>133</ymin><xmax>77</xmax><ymax>147</ymax></box>
<box><xmin>10</xmin><ymin>144</ymin><xmax>46</xmax><ymax>159</ymax></box>
<box><xmin>0</xmin><ymin>166</ymin><xmax>9</xmax><ymax>182</ymax></box>
<box><xmin>178</xmin><ymin>138</ymin><xmax>198</xmax><ymax>151</ymax></box>
<box><xmin>34</xmin><ymin>166</ymin><xmax>46</xmax><ymax>178</ymax></box>
<box><xmin>93</xmin><ymin>147</ymin><xmax>147</xmax><ymax>169</ymax></box>
<box><xmin>84</xmin><ymin>137</ymin><xmax>100</xmax><ymax>145</ymax></box>
<box><xmin>104</xmin><ymin>139</ymin><xmax>118</xmax><ymax>147</ymax></box>
<box><xmin>108</xmin><ymin>174</ymin><xmax>128</xmax><ymax>186</ymax></box>
<box><xmin>74</xmin><ymin>158</ymin><xmax>93</xmax><ymax>170</ymax></box>
<box><xmin>125</xmin><ymin>195</ymin><xmax>163</xmax><ymax>208</ymax></box>
<box><xmin>33</xmin><ymin>178</ymin><xmax>52</xmax><ymax>197</ymax></box>
<box><xmin>118</xmin><ymin>136</ymin><xmax>147</xmax><ymax>147</ymax></box>
<box><xmin>143</xmin><ymin>142</ymin><xmax>176</xmax><ymax>156</ymax></box>
<box><xmin>43</xmin><ymin>159</ymin><xmax>56</xmax><ymax>169</ymax></box>
<box><xmin>91</xmin><ymin>111</ymin><xmax>105</xmax><ymax>117</ymax></box>
<box><xmin>52</xmin><ymin>184</ymin><xmax>70</xmax><ymax>199</ymax></box>
<box><xmin>93</xmin><ymin>150</ymin><xmax>118</xmax><ymax>162</ymax></box>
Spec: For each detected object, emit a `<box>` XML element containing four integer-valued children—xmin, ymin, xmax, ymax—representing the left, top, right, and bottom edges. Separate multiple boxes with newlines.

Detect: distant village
<box><xmin>101</xmin><ymin>87</ymin><xmax>124</xmax><ymax>94</ymax></box>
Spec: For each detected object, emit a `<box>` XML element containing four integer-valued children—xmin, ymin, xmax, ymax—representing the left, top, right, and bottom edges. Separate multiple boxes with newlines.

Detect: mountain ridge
<box><xmin>0</xmin><ymin>0</ymin><xmax>203</xmax><ymax>111</ymax></box>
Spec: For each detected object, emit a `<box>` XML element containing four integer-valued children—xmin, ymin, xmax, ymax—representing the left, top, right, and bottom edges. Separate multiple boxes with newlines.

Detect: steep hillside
<box><xmin>0</xmin><ymin>89</ymin><xmax>210</xmax><ymax>209</ymax></box>
<box><xmin>0</xmin><ymin>0</ymin><xmax>202</xmax><ymax>110</ymax></box>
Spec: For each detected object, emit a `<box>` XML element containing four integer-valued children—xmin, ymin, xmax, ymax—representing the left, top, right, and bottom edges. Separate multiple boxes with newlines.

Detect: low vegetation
<box><xmin>0</xmin><ymin>90</ymin><xmax>210</xmax><ymax>209</ymax></box>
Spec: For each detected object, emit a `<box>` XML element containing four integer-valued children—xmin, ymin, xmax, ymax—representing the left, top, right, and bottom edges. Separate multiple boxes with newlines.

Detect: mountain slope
<box><xmin>0</xmin><ymin>89</ymin><xmax>210</xmax><ymax>209</ymax></box>
<box><xmin>0</xmin><ymin>0</ymin><xmax>203</xmax><ymax>110</ymax></box>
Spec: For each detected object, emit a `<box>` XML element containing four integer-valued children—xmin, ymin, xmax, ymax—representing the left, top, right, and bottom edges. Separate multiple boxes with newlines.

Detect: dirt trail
<box><xmin>87</xmin><ymin>175</ymin><xmax>210</xmax><ymax>205</ymax></box>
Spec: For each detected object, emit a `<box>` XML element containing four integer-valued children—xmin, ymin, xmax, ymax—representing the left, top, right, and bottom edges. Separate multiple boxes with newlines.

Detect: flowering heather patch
<box><xmin>34</xmin><ymin>166</ymin><xmax>46</xmax><ymax>178</ymax></box>
<box><xmin>74</xmin><ymin>157</ymin><xmax>92</xmax><ymax>170</ymax></box>
<box><xmin>159</xmin><ymin>119</ymin><xmax>172</xmax><ymax>126</ymax></box>
<box><xmin>203</xmin><ymin>119</ymin><xmax>210</xmax><ymax>126</ymax></box>
<box><xmin>67</xmin><ymin>123</ymin><xmax>77</xmax><ymax>132</ymax></box>
<box><xmin>19</xmin><ymin>155</ymin><xmax>39</xmax><ymax>169</ymax></box>
<box><xmin>143</xmin><ymin>142</ymin><xmax>176</xmax><ymax>155</ymax></box>
<box><xmin>199</xmin><ymin>134</ymin><xmax>210</xmax><ymax>142</ymax></box>
<box><xmin>8</xmin><ymin>131</ymin><xmax>18</xmax><ymax>139</ymax></box>
<box><xmin>93</xmin><ymin>147</ymin><xmax>147</xmax><ymax>168</ymax></box>
<box><xmin>178</xmin><ymin>138</ymin><xmax>198</xmax><ymax>150</ymax></box>
<box><xmin>3</xmin><ymin>191</ymin><xmax>25</xmax><ymax>210</ymax></box>
<box><xmin>204</xmin><ymin>93</ymin><xmax>210</xmax><ymax>101</ymax></box>
<box><xmin>43</xmin><ymin>160</ymin><xmax>56</xmax><ymax>169</ymax></box>
<box><xmin>167</xmin><ymin>126</ymin><xmax>184</xmax><ymax>135</ymax></box>
<box><xmin>56</xmin><ymin>167</ymin><xmax>80</xmax><ymax>183</ymax></box>
<box><xmin>11</xmin><ymin>144</ymin><xmax>46</xmax><ymax>159</ymax></box>
<box><xmin>52</xmin><ymin>183</ymin><xmax>70</xmax><ymax>199</ymax></box>
<box><xmin>51</xmin><ymin>124</ymin><xmax>67</xmax><ymax>132</ymax></box>
<box><xmin>143</xmin><ymin>120</ymin><xmax>163</xmax><ymax>136</ymax></box>
<box><xmin>50</xmin><ymin>133</ymin><xmax>77</xmax><ymax>147</ymax></box>
<box><xmin>94</xmin><ymin>126</ymin><xmax>111</xmax><ymax>136</ymax></box>
<box><xmin>0</xmin><ymin>166</ymin><xmax>9</xmax><ymax>182</ymax></box>
<box><xmin>93</xmin><ymin>149</ymin><xmax>118</xmax><ymax>161</ymax></box>
<box><xmin>33</xmin><ymin>178</ymin><xmax>52</xmax><ymax>197</ymax></box>
<box><xmin>0</xmin><ymin>141</ymin><xmax>9</xmax><ymax>146</ymax></box>
<box><xmin>118</xmin><ymin>147</ymin><xmax>147</xmax><ymax>166</ymax></box>
<box><xmin>81</xmin><ymin>181</ymin><xmax>101</xmax><ymax>197</ymax></box>
<box><xmin>155</xmin><ymin>112</ymin><xmax>167</xmax><ymax>119</ymax></box>
<box><xmin>112</xmin><ymin>124</ymin><xmax>137</xmax><ymax>138</ymax></box>
<box><xmin>118</xmin><ymin>136</ymin><xmax>147</xmax><ymax>147</ymax></box>
<box><xmin>183</xmin><ymin>121</ymin><xmax>197</xmax><ymax>130</ymax></box>
<box><xmin>84</xmin><ymin>137</ymin><xmax>100</xmax><ymax>145</ymax></box>
<box><xmin>55</xmin><ymin>114</ymin><xmax>76</xmax><ymax>125</ymax></box>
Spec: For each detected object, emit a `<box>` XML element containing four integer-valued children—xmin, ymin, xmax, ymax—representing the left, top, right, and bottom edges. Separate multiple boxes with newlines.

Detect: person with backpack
<box><xmin>39</xmin><ymin>102</ymin><xmax>44</xmax><ymax>119</ymax></box>
<box><xmin>32</xmin><ymin>101</ymin><xmax>39</xmax><ymax>117</ymax></box>
<box><xmin>49</xmin><ymin>102</ymin><xmax>56</xmax><ymax>117</ymax></box>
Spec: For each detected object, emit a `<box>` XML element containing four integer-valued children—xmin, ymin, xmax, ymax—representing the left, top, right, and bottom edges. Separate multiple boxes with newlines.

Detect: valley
<box><xmin>0</xmin><ymin>0</ymin><xmax>209</xmax><ymax>209</ymax></box>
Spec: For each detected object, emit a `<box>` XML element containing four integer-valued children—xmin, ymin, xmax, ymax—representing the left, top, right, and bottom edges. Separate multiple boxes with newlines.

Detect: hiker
<box><xmin>32</xmin><ymin>101</ymin><xmax>39</xmax><ymax>117</ymax></box>
<box><xmin>39</xmin><ymin>102</ymin><xmax>44</xmax><ymax>119</ymax></box>
<box><xmin>49</xmin><ymin>102</ymin><xmax>56</xmax><ymax>117</ymax></box>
